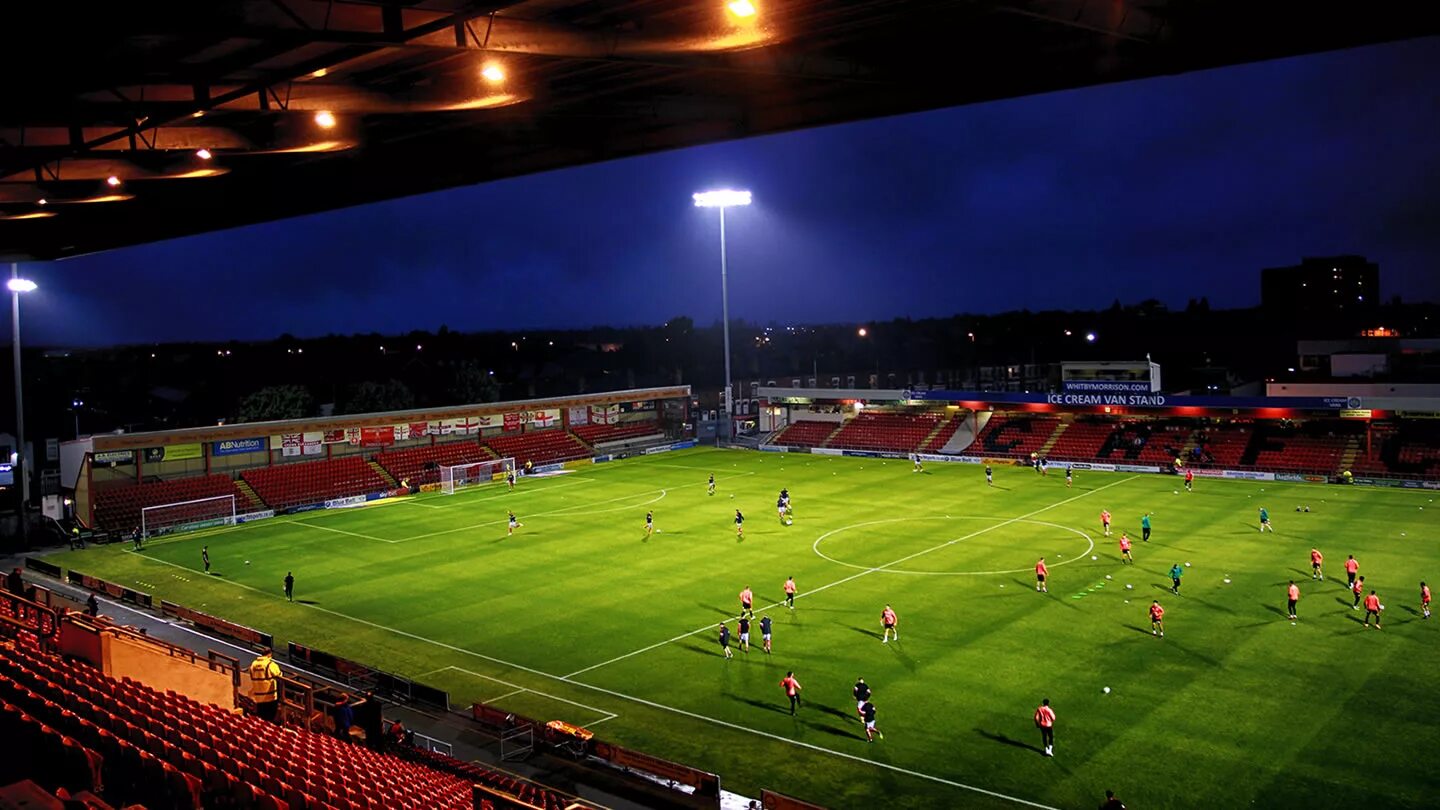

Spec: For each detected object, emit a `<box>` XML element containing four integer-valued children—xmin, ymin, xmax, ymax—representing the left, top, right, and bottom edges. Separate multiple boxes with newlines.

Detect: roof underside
<box><xmin>2</xmin><ymin>1</ymin><xmax>1435</xmax><ymax>260</ymax></box>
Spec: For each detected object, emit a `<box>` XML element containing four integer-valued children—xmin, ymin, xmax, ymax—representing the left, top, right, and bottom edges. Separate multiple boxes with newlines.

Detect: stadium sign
<box><xmin>908</xmin><ymin>389</ymin><xmax>1356</xmax><ymax>411</ymax></box>
<box><xmin>1061</xmin><ymin>380</ymin><xmax>1154</xmax><ymax>394</ymax></box>
<box><xmin>93</xmin><ymin>450</ymin><xmax>134</xmax><ymax>465</ymax></box>
<box><xmin>212</xmin><ymin>437</ymin><xmax>266</xmax><ymax>456</ymax></box>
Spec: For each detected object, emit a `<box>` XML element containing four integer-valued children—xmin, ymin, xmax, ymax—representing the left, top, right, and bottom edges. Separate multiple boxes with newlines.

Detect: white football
<box><xmin>1173</xmin><ymin>490</ymin><xmax>1179</xmax><ymax>495</ymax></box>
<box><xmin>1126</xmin><ymin>584</ymin><xmax>1133</xmax><ymax>590</ymax></box>
<box><xmin>1091</xmin><ymin>555</ymin><xmax>1098</xmax><ymax>561</ymax></box>
<box><xmin>1105</xmin><ymin>575</ymin><xmax>1113</xmax><ymax>580</ymax></box>
<box><xmin>1185</xmin><ymin>562</ymin><xmax>1192</xmax><ymax>567</ymax></box>
<box><xmin>1380</xmin><ymin>604</ymin><xmax>1386</xmax><ymax>611</ymax></box>
<box><xmin>1103</xmin><ymin>687</ymin><xmax>1111</xmax><ymax>694</ymax></box>
<box><xmin>1223</xmin><ymin>578</ymin><xmax>1232</xmax><ymax>584</ymax></box>
<box><xmin>245</xmin><ymin>560</ymin><xmax>250</xmax><ymax>565</ymax></box>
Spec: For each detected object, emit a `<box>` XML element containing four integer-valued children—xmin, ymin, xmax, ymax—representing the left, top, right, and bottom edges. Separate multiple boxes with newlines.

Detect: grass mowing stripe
<box><xmin>125</xmin><ymin>520</ymin><xmax>1059</xmax><ymax>810</ymax></box>
<box><xmin>563</xmin><ymin>475</ymin><xmax>1137</xmax><ymax>680</ymax></box>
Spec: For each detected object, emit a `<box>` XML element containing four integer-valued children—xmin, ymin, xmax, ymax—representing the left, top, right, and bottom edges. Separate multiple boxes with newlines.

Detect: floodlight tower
<box><xmin>692</xmin><ymin>189</ymin><xmax>751</xmax><ymax>442</ymax></box>
<box><xmin>8</xmin><ymin>265</ymin><xmax>36</xmax><ymax>535</ymax></box>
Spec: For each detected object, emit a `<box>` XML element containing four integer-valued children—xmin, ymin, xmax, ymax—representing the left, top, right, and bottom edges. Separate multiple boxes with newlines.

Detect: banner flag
<box><xmin>530</xmin><ymin>409</ymin><xmax>560</xmax><ymax>428</ymax></box>
<box><xmin>567</xmin><ymin>406</ymin><xmax>589</xmax><ymax>426</ymax></box>
<box><xmin>359</xmin><ymin>426</ymin><xmax>394</xmax><ymax>446</ymax></box>
<box><xmin>504</xmin><ymin>413</ymin><xmax>523</xmax><ymax>431</ymax></box>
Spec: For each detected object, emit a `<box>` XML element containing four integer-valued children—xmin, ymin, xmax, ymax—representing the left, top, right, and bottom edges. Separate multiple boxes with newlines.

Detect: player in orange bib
<box><xmin>739</xmin><ymin>586</ymin><xmax>754</xmax><ymax>618</ymax></box>
<box><xmin>1118</xmin><ymin>533</ymin><xmax>1133</xmax><ymax>564</ymax></box>
<box><xmin>1363</xmin><ymin>591</ymin><xmax>1382</xmax><ymax>629</ymax></box>
<box><xmin>1420</xmin><ymin>581</ymin><xmax>1431</xmax><ymax>620</ymax></box>
<box><xmin>1352</xmin><ymin>575</ymin><xmax>1365</xmax><ymax>609</ymax></box>
<box><xmin>780</xmin><ymin>672</ymin><xmax>803</xmax><ymax>715</ymax></box>
<box><xmin>880</xmin><ymin>605</ymin><xmax>898</xmax><ymax>643</ymax></box>
<box><xmin>1035</xmin><ymin>557</ymin><xmax>1049</xmax><ymax>593</ymax></box>
<box><xmin>783</xmin><ymin>576</ymin><xmax>797</xmax><ymax>610</ymax></box>
<box><xmin>1310</xmin><ymin>548</ymin><xmax>1324</xmax><ymax>581</ymax></box>
<box><xmin>1149</xmin><ymin>600</ymin><xmax>1165</xmax><ymax>637</ymax></box>
<box><xmin>1286</xmin><ymin>581</ymin><xmax>1300</xmax><ymax>620</ymax></box>
<box><xmin>1344</xmin><ymin>555</ymin><xmax>1359</xmax><ymax>587</ymax></box>
<box><xmin>1100</xmin><ymin>509</ymin><xmax>1112</xmax><ymax>537</ymax></box>
<box><xmin>1033</xmin><ymin>699</ymin><xmax>1056</xmax><ymax>757</ymax></box>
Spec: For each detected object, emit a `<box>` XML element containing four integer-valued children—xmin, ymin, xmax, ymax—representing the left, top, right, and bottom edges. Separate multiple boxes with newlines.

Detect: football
<box><xmin>1103</xmin><ymin>687</ymin><xmax>1111</xmax><ymax>694</ymax></box>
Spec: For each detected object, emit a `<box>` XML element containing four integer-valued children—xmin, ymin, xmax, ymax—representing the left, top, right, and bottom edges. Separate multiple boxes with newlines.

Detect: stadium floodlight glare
<box><xmin>693</xmin><ymin>188</ymin><xmax>752</xmax><ymax>442</ymax></box>
<box><xmin>7</xmin><ymin>278</ymin><xmax>37</xmax><ymax>293</ymax></box>
<box><xmin>727</xmin><ymin>0</ymin><xmax>758</xmax><ymax>19</ymax></box>
<box><xmin>480</xmin><ymin>62</ymin><xmax>506</xmax><ymax>84</ymax></box>
<box><xmin>1085</xmin><ymin>332</ymin><xmax>1097</xmax><ymax>342</ymax></box>
<box><xmin>314</xmin><ymin>110</ymin><xmax>337</xmax><ymax>129</ymax></box>
<box><xmin>693</xmin><ymin>189</ymin><xmax>751</xmax><ymax>208</ymax></box>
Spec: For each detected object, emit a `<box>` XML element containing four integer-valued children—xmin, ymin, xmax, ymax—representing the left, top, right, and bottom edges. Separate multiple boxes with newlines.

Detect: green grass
<box><xmin>52</xmin><ymin>448</ymin><xmax>1440</xmax><ymax>809</ymax></box>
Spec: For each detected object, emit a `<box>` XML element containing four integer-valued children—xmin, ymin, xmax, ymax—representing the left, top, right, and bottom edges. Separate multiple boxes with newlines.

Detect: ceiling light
<box><xmin>0</xmin><ymin>212</ymin><xmax>56</xmax><ymax>222</ymax></box>
<box><xmin>106</xmin><ymin>175</ymin><xmax>122</xmax><ymax>187</ymax></box>
<box><xmin>191</xmin><ymin>111</ymin><xmax>206</xmax><ymax>119</ymax></box>
<box><xmin>480</xmin><ymin>63</ymin><xmax>506</xmax><ymax>84</ymax></box>
<box><xmin>311</xmin><ymin>68</ymin><xmax>328</xmax><ymax>78</ymax></box>
<box><xmin>7</xmin><ymin>279</ymin><xmax>38</xmax><ymax>293</ymax></box>
<box><xmin>314</xmin><ymin>110</ymin><xmax>337</xmax><ymax>129</ymax></box>
<box><xmin>727</xmin><ymin>0</ymin><xmax>757</xmax><ymax>18</ymax></box>
<box><xmin>37</xmin><ymin>198</ymin><xmax>47</xmax><ymax>205</ymax></box>
<box><xmin>195</xmin><ymin>148</ymin><xmax>213</xmax><ymax>160</ymax></box>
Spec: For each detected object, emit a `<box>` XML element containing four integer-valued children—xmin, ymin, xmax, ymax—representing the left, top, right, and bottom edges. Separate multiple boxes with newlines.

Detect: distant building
<box><xmin>1261</xmin><ymin>255</ymin><xmax>1379</xmax><ymax>315</ymax></box>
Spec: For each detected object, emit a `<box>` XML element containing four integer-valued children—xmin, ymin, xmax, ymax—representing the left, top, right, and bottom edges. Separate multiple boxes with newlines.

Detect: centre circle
<box><xmin>811</xmin><ymin>516</ymin><xmax>1095</xmax><ymax>576</ymax></box>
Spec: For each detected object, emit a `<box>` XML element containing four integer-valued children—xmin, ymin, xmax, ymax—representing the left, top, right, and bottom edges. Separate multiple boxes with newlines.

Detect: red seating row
<box><xmin>770</xmin><ymin>420</ymin><xmax>838</xmax><ymax>448</ymax></box>
<box><xmin>975</xmin><ymin>415</ymin><xmax>1062</xmax><ymax>458</ymax></box>
<box><xmin>827</xmin><ymin>412</ymin><xmax>946</xmax><ymax>453</ymax></box>
<box><xmin>94</xmin><ymin>474</ymin><xmax>258</xmax><ymax>533</ymax></box>
<box><xmin>373</xmin><ymin>442</ymin><xmax>495</xmax><ymax>487</ymax></box>
<box><xmin>2</xmin><ymin>641</ymin><xmax>477</xmax><ymax>810</ymax></box>
<box><xmin>242</xmin><ymin>456</ymin><xmax>389</xmax><ymax>511</ymax></box>
<box><xmin>919</xmin><ymin>413</ymin><xmax>962</xmax><ymax>453</ymax></box>
<box><xmin>483</xmin><ymin>430</ymin><xmax>591</xmax><ymax>468</ymax></box>
<box><xmin>572</xmin><ymin>422</ymin><xmax>662</xmax><ymax>444</ymax></box>
<box><xmin>1046</xmin><ymin>421</ymin><xmax>1116</xmax><ymax>461</ymax></box>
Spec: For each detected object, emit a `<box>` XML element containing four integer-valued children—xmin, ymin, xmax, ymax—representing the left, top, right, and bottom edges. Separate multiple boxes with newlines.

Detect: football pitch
<box><xmin>52</xmin><ymin>448</ymin><xmax>1440</xmax><ymax>809</ymax></box>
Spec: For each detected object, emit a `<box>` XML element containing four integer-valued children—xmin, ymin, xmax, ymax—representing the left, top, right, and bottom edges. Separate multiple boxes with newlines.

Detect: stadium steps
<box><xmin>816</xmin><ymin>422</ymin><xmax>850</xmax><ymax>448</ymax></box>
<box><xmin>1336</xmin><ymin>436</ymin><xmax>1362</xmax><ymax>474</ymax></box>
<box><xmin>368</xmin><ymin>460</ymin><xmax>399</xmax><ymax>489</ymax></box>
<box><xmin>570</xmin><ymin>432</ymin><xmax>596</xmax><ymax>453</ymax></box>
<box><xmin>917</xmin><ymin>414</ymin><xmax>956</xmax><ymax>452</ymax></box>
<box><xmin>1035</xmin><ymin>420</ymin><xmax>1071</xmax><ymax>457</ymax></box>
<box><xmin>234</xmin><ymin>479</ymin><xmax>265</xmax><ymax>510</ymax></box>
<box><xmin>1177</xmin><ymin>431</ymin><xmax>1201</xmax><ymax>460</ymax></box>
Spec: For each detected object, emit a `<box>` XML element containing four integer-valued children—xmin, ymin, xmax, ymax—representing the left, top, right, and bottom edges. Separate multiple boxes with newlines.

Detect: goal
<box><xmin>440</xmin><ymin>457</ymin><xmax>516</xmax><ymax>495</ymax></box>
<box><xmin>141</xmin><ymin>494</ymin><xmax>237</xmax><ymax>538</ymax></box>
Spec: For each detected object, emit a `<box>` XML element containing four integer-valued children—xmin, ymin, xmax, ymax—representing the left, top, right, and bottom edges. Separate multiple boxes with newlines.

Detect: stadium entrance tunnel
<box><xmin>812</xmin><ymin>516</ymin><xmax>1095</xmax><ymax>576</ymax></box>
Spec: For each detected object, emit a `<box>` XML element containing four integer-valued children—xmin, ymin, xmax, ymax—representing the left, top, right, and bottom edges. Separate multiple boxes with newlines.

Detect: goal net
<box><xmin>141</xmin><ymin>494</ymin><xmax>237</xmax><ymax>538</ymax></box>
<box><xmin>440</xmin><ymin>457</ymin><xmax>516</xmax><ymax>495</ymax></box>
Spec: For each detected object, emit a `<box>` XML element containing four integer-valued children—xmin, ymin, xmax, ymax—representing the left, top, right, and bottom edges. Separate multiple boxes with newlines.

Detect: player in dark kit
<box><xmin>852</xmin><ymin>678</ymin><xmax>871</xmax><ymax>721</ymax></box>
<box><xmin>735</xmin><ymin>510</ymin><xmax>745</xmax><ymax>538</ymax></box>
<box><xmin>645</xmin><ymin>511</ymin><xmax>654</xmax><ymax>538</ymax></box>
<box><xmin>284</xmin><ymin>572</ymin><xmax>294</xmax><ymax>602</ymax></box>
<box><xmin>708</xmin><ymin>474</ymin><xmax>716</xmax><ymax>495</ymax></box>
<box><xmin>202</xmin><ymin>546</ymin><xmax>210</xmax><ymax>574</ymax></box>
<box><xmin>737</xmin><ymin>615</ymin><xmax>751</xmax><ymax>653</ymax></box>
<box><xmin>861</xmin><ymin>700</ymin><xmax>882</xmax><ymax>742</ymax></box>
<box><xmin>717</xmin><ymin>623</ymin><xmax>733</xmax><ymax>659</ymax></box>
<box><xmin>760</xmin><ymin>615</ymin><xmax>773</xmax><ymax>653</ymax></box>
<box><xmin>985</xmin><ymin>465</ymin><xmax>993</xmax><ymax>486</ymax></box>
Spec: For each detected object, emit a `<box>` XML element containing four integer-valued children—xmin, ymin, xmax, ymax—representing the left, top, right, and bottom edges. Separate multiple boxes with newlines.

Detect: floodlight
<box><xmin>314</xmin><ymin>110</ymin><xmax>337</xmax><ymax>129</ymax></box>
<box><xmin>727</xmin><ymin>0</ymin><xmax>758</xmax><ymax>18</ymax></box>
<box><xmin>692</xmin><ymin>189</ymin><xmax>752</xmax><ymax>208</ymax></box>
<box><xmin>6</xmin><ymin>279</ymin><xmax>37</xmax><ymax>293</ymax></box>
<box><xmin>480</xmin><ymin>63</ymin><xmax>506</xmax><ymax>84</ymax></box>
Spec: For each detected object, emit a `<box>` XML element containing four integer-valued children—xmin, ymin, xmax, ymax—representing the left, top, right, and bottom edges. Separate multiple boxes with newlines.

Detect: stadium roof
<box><xmin>2</xmin><ymin>1</ymin><xmax>1436</xmax><ymax>260</ymax></box>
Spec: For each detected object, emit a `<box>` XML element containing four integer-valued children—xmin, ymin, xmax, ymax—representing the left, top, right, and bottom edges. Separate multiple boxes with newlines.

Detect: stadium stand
<box><xmin>1242</xmin><ymin>422</ymin><xmax>1357</xmax><ymax>473</ymax></box>
<box><xmin>242</xmin><ymin>456</ymin><xmax>389</xmax><ymax>511</ymax></box>
<box><xmin>1353</xmin><ymin>421</ymin><xmax>1440</xmax><ymax>478</ymax></box>
<box><xmin>974</xmin><ymin>415</ymin><xmax>1062</xmax><ymax>459</ymax></box>
<box><xmin>0</xmin><ymin>637</ymin><xmax>591</xmax><ymax>810</ymax></box>
<box><xmin>572</xmin><ymin>421</ymin><xmax>663</xmax><ymax>445</ymax></box>
<box><xmin>918</xmin><ymin>412</ymin><xmax>963</xmax><ymax>453</ymax></box>
<box><xmin>373</xmin><ymin>441</ymin><xmax>496</xmax><ymax>487</ymax></box>
<box><xmin>93</xmin><ymin>475</ymin><xmax>258</xmax><ymax>533</ymax></box>
<box><xmin>825</xmin><ymin>412</ymin><xmax>945</xmax><ymax>453</ymax></box>
<box><xmin>1046</xmin><ymin>419</ymin><xmax>1118</xmax><ymax>462</ymax></box>
<box><xmin>483</xmin><ymin>430</ymin><xmax>591</xmax><ymax>467</ymax></box>
<box><xmin>769</xmin><ymin>420</ymin><xmax>839</xmax><ymax>448</ymax></box>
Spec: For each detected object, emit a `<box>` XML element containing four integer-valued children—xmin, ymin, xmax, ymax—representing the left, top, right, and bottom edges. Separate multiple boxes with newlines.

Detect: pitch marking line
<box><xmin>402</xmin><ymin>477</ymin><xmax>598</xmax><ymax>510</ymax></box>
<box><xmin>130</xmin><ymin>547</ymin><xmax>1055</xmax><ymax>809</ymax></box>
<box><xmin>432</xmin><ymin>666</ymin><xmax>619</xmax><ymax>724</ymax></box>
<box><xmin>563</xmin><ymin>476</ymin><xmax>1136</xmax><ymax>680</ymax></box>
<box><xmin>811</xmin><ymin>517</ymin><xmax>1096</xmax><ymax>576</ymax></box>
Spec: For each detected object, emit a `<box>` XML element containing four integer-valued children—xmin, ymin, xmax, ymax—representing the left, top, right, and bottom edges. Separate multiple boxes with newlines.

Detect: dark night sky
<box><xmin>20</xmin><ymin>36</ymin><xmax>1440</xmax><ymax>347</ymax></box>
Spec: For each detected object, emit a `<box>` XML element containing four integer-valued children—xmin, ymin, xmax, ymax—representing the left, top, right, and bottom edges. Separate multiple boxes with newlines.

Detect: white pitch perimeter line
<box><xmin>129</xmin><ymin>543</ymin><xmax>1054</xmax><ymax>809</ymax></box>
<box><xmin>562</xmin><ymin>476</ymin><xmax>1139</xmax><ymax>680</ymax></box>
<box><xmin>438</xmin><ymin>667</ymin><xmax>618</xmax><ymax>721</ymax></box>
<box><xmin>405</xmin><ymin>477</ymin><xmax>597</xmax><ymax>510</ymax></box>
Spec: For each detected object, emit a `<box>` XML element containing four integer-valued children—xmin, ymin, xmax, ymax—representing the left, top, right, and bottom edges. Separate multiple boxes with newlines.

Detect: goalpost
<box><xmin>140</xmin><ymin>494</ymin><xmax>237</xmax><ymax>538</ymax></box>
<box><xmin>440</xmin><ymin>457</ymin><xmax>517</xmax><ymax>495</ymax></box>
